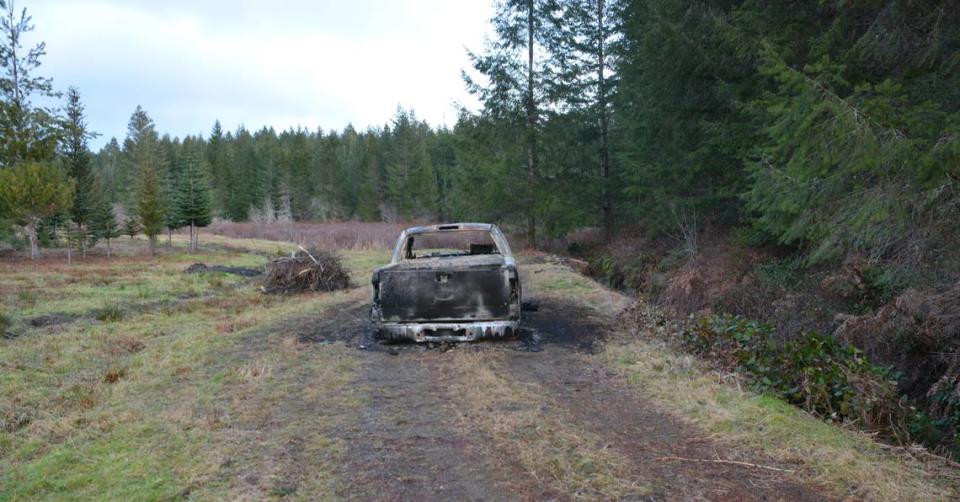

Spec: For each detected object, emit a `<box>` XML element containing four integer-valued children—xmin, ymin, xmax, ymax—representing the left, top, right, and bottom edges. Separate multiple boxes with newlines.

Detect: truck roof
<box><xmin>403</xmin><ymin>223</ymin><xmax>495</xmax><ymax>235</ymax></box>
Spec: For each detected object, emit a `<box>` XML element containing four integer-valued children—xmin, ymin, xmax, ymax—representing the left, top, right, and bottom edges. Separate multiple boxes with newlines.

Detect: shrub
<box><xmin>682</xmin><ymin>315</ymin><xmax>906</xmax><ymax>437</ymax></box>
<box><xmin>94</xmin><ymin>305</ymin><xmax>125</xmax><ymax>323</ymax></box>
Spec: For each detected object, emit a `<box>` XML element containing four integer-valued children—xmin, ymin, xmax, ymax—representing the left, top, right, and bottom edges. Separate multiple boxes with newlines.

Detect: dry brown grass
<box><xmin>214</xmin><ymin>317</ymin><xmax>260</xmax><ymax>334</ymax></box>
<box><xmin>203</xmin><ymin>221</ymin><xmax>409</xmax><ymax>250</ymax></box>
<box><xmin>439</xmin><ymin>350</ymin><xmax>649</xmax><ymax>500</ymax></box>
<box><xmin>519</xmin><ymin>256</ymin><xmax>959</xmax><ymax>500</ymax></box>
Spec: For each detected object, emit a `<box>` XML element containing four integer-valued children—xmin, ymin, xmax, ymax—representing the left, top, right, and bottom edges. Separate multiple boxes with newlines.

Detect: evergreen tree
<box><xmin>614</xmin><ymin>0</ymin><xmax>752</xmax><ymax>235</ymax></box>
<box><xmin>177</xmin><ymin>142</ymin><xmax>212</xmax><ymax>252</ymax></box>
<box><xmin>384</xmin><ymin>108</ymin><xmax>437</xmax><ymax>220</ymax></box>
<box><xmin>123</xmin><ymin>106</ymin><xmax>166</xmax><ymax>254</ymax></box>
<box><xmin>0</xmin><ymin>161</ymin><xmax>74</xmax><ymax>258</ymax></box>
<box><xmin>123</xmin><ymin>105</ymin><xmax>165</xmax><ymax>206</ymax></box>
<box><xmin>551</xmin><ymin>0</ymin><xmax>622</xmax><ymax>236</ymax></box>
<box><xmin>123</xmin><ymin>214</ymin><xmax>139</xmax><ymax>240</ymax></box>
<box><xmin>61</xmin><ymin>87</ymin><xmax>98</xmax><ymax>255</ymax></box>
<box><xmin>136</xmin><ymin>164</ymin><xmax>163</xmax><ymax>255</ymax></box>
<box><xmin>0</xmin><ymin>0</ymin><xmax>59</xmax><ymax>167</ymax></box>
<box><xmin>160</xmin><ymin>135</ymin><xmax>182</xmax><ymax>246</ymax></box>
<box><xmin>355</xmin><ymin>129</ymin><xmax>384</xmax><ymax>221</ymax></box>
<box><xmin>89</xmin><ymin>174</ymin><xmax>118</xmax><ymax>257</ymax></box>
<box><xmin>92</xmin><ymin>137</ymin><xmax>122</xmax><ymax>201</ymax></box>
<box><xmin>465</xmin><ymin>0</ymin><xmax>562</xmax><ymax>244</ymax></box>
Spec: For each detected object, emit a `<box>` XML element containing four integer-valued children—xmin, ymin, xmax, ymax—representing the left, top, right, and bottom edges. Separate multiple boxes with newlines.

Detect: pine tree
<box><xmin>160</xmin><ymin>136</ymin><xmax>182</xmax><ymax>246</ymax></box>
<box><xmin>384</xmin><ymin>108</ymin><xmax>437</xmax><ymax>219</ymax></box>
<box><xmin>0</xmin><ymin>161</ymin><xmax>74</xmax><ymax>258</ymax></box>
<box><xmin>550</xmin><ymin>0</ymin><xmax>621</xmax><ymax>236</ymax></box>
<box><xmin>89</xmin><ymin>174</ymin><xmax>118</xmax><ymax>257</ymax></box>
<box><xmin>61</xmin><ymin>87</ymin><xmax>98</xmax><ymax>256</ymax></box>
<box><xmin>464</xmin><ymin>0</ymin><xmax>562</xmax><ymax>244</ymax></box>
<box><xmin>136</xmin><ymin>164</ymin><xmax>163</xmax><ymax>255</ymax></box>
<box><xmin>355</xmin><ymin>130</ymin><xmax>384</xmax><ymax>221</ymax></box>
<box><xmin>0</xmin><ymin>0</ymin><xmax>60</xmax><ymax>167</ymax></box>
<box><xmin>123</xmin><ymin>106</ymin><xmax>166</xmax><ymax>255</ymax></box>
<box><xmin>177</xmin><ymin>142</ymin><xmax>212</xmax><ymax>252</ymax></box>
<box><xmin>123</xmin><ymin>214</ymin><xmax>139</xmax><ymax>240</ymax></box>
<box><xmin>123</xmin><ymin>105</ymin><xmax>165</xmax><ymax>206</ymax></box>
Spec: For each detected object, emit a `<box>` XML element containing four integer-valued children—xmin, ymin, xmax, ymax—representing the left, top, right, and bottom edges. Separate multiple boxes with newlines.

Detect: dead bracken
<box><xmin>261</xmin><ymin>247</ymin><xmax>351</xmax><ymax>294</ymax></box>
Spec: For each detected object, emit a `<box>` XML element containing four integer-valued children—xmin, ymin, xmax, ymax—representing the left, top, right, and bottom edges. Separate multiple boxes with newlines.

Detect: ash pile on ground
<box><xmin>293</xmin><ymin>298</ymin><xmax>607</xmax><ymax>356</ymax></box>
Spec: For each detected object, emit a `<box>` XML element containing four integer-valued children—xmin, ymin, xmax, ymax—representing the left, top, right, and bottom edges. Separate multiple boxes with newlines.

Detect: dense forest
<box><xmin>0</xmin><ymin>0</ymin><xmax>956</xmax><ymax>257</ymax></box>
<box><xmin>3</xmin><ymin>0</ymin><xmax>958</xmax><ymax>264</ymax></box>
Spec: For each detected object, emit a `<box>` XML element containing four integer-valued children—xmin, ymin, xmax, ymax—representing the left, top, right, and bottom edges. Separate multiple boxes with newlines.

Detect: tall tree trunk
<box><xmin>106</xmin><ymin>237</ymin><xmax>112</xmax><ymax>258</ymax></box>
<box><xmin>80</xmin><ymin>224</ymin><xmax>87</xmax><ymax>259</ymax></box>
<box><xmin>597</xmin><ymin>0</ymin><xmax>612</xmax><ymax>239</ymax></box>
<box><xmin>190</xmin><ymin>223</ymin><xmax>196</xmax><ymax>252</ymax></box>
<box><xmin>526</xmin><ymin>0</ymin><xmax>538</xmax><ymax>248</ymax></box>
<box><xmin>149</xmin><ymin>234</ymin><xmax>157</xmax><ymax>256</ymax></box>
<box><xmin>26</xmin><ymin>219</ymin><xmax>38</xmax><ymax>260</ymax></box>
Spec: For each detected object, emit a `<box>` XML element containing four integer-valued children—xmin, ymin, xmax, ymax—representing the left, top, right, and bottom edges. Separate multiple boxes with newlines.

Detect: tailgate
<box><xmin>379</xmin><ymin>266</ymin><xmax>513</xmax><ymax>322</ymax></box>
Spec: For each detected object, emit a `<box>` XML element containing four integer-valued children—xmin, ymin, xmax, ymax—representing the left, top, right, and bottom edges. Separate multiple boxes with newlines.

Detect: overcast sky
<box><xmin>28</xmin><ymin>0</ymin><xmax>494</xmax><ymax>149</ymax></box>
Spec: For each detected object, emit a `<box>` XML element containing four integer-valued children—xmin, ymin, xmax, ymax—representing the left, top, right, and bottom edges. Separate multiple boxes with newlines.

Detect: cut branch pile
<box><xmin>261</xmin><ymin>246</ymin><xmax>351</xmax><ymax>294</ymax></box>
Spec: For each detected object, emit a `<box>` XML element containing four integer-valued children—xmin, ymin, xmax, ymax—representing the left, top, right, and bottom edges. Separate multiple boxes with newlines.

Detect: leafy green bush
<box><xmin>586</xmin><ymin>254</ymin><xmax>651</xmax><ymax>291</ymax></box>
<box><xmin>754</xmin><ymin>258</ymin><xmax>801</xmax><ymax>290</ymax></box>
<box><xmin>682</xmin><ymin>315</ymin><xmax>905</xmax><ymax>436</ymax></box>
<box><xmin>910</xmin><ymin>386</ymin><xmax>960</xmax><ymax>457</ymax></box>
<box><xmin>858</xmin><ymin>266</ymin><xmax>906</xmax><ymax>308</ymax></box>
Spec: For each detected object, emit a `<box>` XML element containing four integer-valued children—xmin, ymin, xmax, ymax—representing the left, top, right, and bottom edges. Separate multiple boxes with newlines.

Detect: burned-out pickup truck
<box><xmin>371</xmin><ymin>223</ymin><xmax>521</xmax><ymax>343</ymax></box>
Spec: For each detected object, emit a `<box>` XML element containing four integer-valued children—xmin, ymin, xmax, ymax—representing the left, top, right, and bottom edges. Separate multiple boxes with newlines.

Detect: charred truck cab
<box><xmin>371</xmin><ymin>223</ymin><xmax>521</xmax><ymax>343</ymax></box>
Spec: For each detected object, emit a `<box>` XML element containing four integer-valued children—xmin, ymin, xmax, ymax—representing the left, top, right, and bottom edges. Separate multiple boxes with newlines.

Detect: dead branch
<box><xmin>658</xmin><ymin>456</ymin><xmax>796</xmax><ymax>473</ymax></box>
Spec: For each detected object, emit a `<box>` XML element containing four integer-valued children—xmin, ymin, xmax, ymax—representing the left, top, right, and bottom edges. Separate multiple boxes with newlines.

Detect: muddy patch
<box><xmin>295</xmin><ymin>303</ymin><xmax>371</xmax><ymax>345</ymax></box>
<box><xmin>332</xmin><ymin>351</ymin><xmax>548</xmax><ymax>501</ymax></box>
<box><xmin>184</xmin><ymin>262</ymin><xmax>261</xmax><ymax>277</ymax></box>
<box><xmin>25</xmin><ymin>313</ymin><xmax>81</xmax><ymax>328</ymax></box>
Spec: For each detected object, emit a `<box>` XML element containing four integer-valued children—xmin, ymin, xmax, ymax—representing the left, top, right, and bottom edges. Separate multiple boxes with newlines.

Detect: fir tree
<box><xmin>0</xmin><ymin>0</ymin><xmax>59</xmax><ymax>167</ymax></box>
<box><xmin>123</xmin><ymin>214</ymin><xmax>139</xmax><ymax>240</ymax></box>
<box><xmin>177</xmin><ymin>142</ymin><xmax>212</xmax><ymax>252</ymax></box>
<box><xmin>89</xmin><ymin>175</ymin><xmax>118</xmax><ymax>257</ymax></box>
<box><xmin>551</xmin><ymin>0</ymin><xmax>621</xmax><ymax>236</ymax></box>
<box><xmin>61</xmin><ymin>87</ymin><xmax>98</xmax><ymax>256</ymax></box>
<box><xmin>136</xmin><ymin>164</ymin><xmax>163</xmax><ymax>255</ymax></box>
<box><xmin>464</xmin><ymin>0</ymin><xmax>562</xmax><ymax>244</ymax></box>
<box><xmin>0</xmin><ymin>161</ymin><xmax>74</xmax><ymax>258</ymax></box>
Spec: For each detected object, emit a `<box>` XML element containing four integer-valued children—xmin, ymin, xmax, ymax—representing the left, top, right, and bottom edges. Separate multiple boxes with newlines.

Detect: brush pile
<box><xmin>262</xmin><ymin>247</ymin><xmax>351</xmax><ymax>294</ymax></box>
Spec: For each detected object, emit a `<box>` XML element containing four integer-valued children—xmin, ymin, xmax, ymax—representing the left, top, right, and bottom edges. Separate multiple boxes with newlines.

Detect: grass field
<box><xmin>1</xmin><ymin>234</ymin><xmax>957</xmax><ymax>500</ymax></box>
<box><xmin>1</xmin><ymin>236</ymin><xmax>387</xmax><ymax>499</ymax></box>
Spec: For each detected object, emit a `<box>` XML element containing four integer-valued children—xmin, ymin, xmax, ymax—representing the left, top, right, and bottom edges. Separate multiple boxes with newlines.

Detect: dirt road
<box><xmin>204</xmin><ymin>291</ymin><xmax>827</xmax><ymax>501</ymax></box>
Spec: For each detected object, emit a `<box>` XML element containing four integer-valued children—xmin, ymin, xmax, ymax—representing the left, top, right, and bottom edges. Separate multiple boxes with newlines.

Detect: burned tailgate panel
<box><xmin>378</xmin><ymin>262</ymin><xmax>512</xmax><ymax>322</ymax></box>
<box><xmin>371</xmin><ymin>223</ymin><xmax>521</xmax><ymax>343</ymax></box>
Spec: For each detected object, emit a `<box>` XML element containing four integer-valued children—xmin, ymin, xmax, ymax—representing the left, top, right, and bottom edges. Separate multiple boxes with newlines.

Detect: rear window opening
<box><xmin>403</xmin><ymin>231</ymin><xmax>500</xmax><ymax>259</ymax></box>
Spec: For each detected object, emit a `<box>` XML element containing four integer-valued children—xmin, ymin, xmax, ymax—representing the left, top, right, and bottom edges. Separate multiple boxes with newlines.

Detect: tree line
<box><xmin>1</xmin><ymin>0</ymin><xmax>958</xmax><ymax>267</ymax></box>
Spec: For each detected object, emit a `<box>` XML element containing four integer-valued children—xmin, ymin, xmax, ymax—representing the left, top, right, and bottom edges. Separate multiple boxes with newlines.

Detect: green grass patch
<box><xmin>0</xmin><ymin>236</ymin><xmax>388</xmax><ymax>500</ymax></box>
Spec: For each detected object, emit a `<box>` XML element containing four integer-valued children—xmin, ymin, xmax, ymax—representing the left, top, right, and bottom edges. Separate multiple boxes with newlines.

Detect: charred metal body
<box><xmin>371</xmin><ymin>223</ymin><xmax>521</xmax><ymax>343</ymax></box>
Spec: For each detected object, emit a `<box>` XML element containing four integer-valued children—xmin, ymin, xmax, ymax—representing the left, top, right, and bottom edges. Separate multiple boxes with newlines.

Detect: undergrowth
<box><xmin>682</xmin><ymin>315</ymin><xmax>908</xmax><ymax>441</ymax></box>
<box><xmin>93</xmin><ymin>304</ymin><xmax>125</xmax><ymax>323</ymax></box>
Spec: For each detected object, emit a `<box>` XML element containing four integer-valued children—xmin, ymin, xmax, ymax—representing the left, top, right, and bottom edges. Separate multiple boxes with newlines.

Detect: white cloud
<box><xmin>27</xmin><ymin>0</ymin><xmax>493</xmax><ymax>147</ymax></box>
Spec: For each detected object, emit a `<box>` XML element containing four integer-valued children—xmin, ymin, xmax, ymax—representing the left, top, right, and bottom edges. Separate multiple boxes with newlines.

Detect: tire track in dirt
<box><xmin>202</xmin><ymin>290</ymin><xmax>829</xmax><ymax>500</ymax></box>
<box><xmin>331</xmin><ymin>351</ymin><xmax>547</xmax><ymax>501</ymax></box>
<box><xmin>295</xmin><ymin>300</ymin><xmax>551</xmax><ymax>499</ymax></box>
<box><xmin>504</xmin><ymin>298</ymin><xmax>828</xmax><ymax>501</ymax></box>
